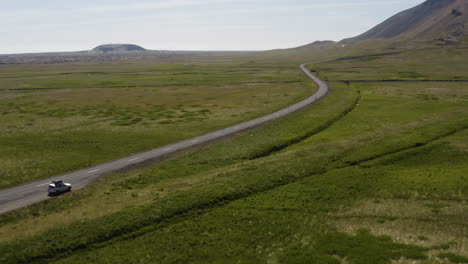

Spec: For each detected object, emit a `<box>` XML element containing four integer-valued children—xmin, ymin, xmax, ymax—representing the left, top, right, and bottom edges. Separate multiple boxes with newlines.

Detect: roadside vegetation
<box><xmin>0</xmin><ymin>45</ymin><xmax>467</xmax><ymax>263</ymax></box>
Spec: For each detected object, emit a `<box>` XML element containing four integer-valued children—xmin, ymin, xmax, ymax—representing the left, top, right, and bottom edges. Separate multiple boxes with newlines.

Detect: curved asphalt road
<box><xmin>0</xmin><ymin>63</ymin><xmax>329</xmax><ymax>214</ymax></box>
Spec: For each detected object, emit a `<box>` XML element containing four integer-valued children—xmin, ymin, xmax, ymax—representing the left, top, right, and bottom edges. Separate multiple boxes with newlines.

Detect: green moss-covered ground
<box><xmin>0</xmin><ymin>46</ymin><xmax>467</xmax><ymax>263</ymax></box>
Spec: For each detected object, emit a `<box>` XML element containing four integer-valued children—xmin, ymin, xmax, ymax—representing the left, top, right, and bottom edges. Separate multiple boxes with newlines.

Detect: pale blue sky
<box><xmin>1</xmin><ymin>0</ymin><xmax>425</xmax><ymax>54</ymax></box>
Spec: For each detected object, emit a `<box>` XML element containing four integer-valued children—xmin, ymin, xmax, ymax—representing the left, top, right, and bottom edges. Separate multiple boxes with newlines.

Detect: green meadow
<box><xmin>0</xmin><ymin>61</ymin><xmax>315</xmax><ymax>189</ymax></box>
<box><xmin>0</xmin><ymin>45</ymin><xmax>467</xmax><ymax>263</ymax></box>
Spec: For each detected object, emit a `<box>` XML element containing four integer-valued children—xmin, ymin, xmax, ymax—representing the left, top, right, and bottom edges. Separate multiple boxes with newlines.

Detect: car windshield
<box><xmin>53</xmin><ymin>181</ymin><xmax>63</xmax><ymax>187</ymax></box>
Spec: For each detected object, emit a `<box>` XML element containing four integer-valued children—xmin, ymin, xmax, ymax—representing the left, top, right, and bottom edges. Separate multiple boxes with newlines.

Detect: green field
<box><xmin>0</xmin><ymin>61</ymin><xmax>315</xmax><ymax>189</ymax></box>
<box><xmin>0</xmin><ymin>45</ymin><xmax>467</xmax><ymax>264</ymax></box>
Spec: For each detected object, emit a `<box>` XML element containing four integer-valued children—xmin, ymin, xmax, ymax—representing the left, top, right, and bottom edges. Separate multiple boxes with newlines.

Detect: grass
<box><xmin>0</xmin><ymin>61</ymin><xmax>316</xmax><ymax>188</ymax></box>
<box><xmin>11</xmin><ymin>123</ymin><xmax>462</xmax><ymax>264</ymax></box>
<box><xmin>438</xmin><ymin>253</ymin><xmax>468</xmax><ymax>263</ymax></box>
<box><xmin>0</xmin><ymin>44</ymin><xmax>467</xmax><ymax>263</ymax></box>
<box><xmin>0</xmin><ymin>80</ymin><xmax>357</xmax><ymax>237</ymax></box>
<box><xmin>313</xmin><ymin>229</ymin><xmax>427</xmax><ymax>264</ymax></box>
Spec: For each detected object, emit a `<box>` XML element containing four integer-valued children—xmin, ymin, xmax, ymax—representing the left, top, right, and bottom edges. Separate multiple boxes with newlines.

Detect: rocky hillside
<box><xmin>344</xmin><ymin>0</ymin><xmax>468</xmax><ymax>43</ymax></box>
<box><xmin>92</xmin><ymin>44</ymin><xmax>146</xmax><ymax>53</ymax></box>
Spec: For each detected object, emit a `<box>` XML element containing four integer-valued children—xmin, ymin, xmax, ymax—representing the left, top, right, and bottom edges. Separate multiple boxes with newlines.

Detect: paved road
<box><xmin>0</xmin><ymin>63</ymin><xmax>329</xmax><ymax>214</ymax></box>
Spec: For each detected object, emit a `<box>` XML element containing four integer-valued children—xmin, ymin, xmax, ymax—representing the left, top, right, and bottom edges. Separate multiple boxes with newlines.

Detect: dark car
<box><xmin>48</xmin><ymin>180</ymin><xmax>72</xmax><ymax>194</ymax></box>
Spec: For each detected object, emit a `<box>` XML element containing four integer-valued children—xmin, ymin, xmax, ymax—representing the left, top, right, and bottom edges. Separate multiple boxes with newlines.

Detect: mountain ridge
<box><xmin>343</xmin><ymin>0</ymin><xmax>468</xmax><ymax>43</ymax></box>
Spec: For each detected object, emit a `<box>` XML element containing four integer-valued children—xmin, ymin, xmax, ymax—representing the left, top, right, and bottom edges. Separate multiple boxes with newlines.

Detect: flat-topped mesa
<box><xmin>92</xmin><ymin>44</ymin><xmax>146</xmax><ymax>53</ymax></box>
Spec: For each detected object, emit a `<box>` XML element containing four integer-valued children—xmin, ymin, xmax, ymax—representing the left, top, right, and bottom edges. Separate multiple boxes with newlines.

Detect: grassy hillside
<box><xmin>0</xmin><ymin>61</ymin><xmax>315</xmax><ymax>188</ymax></box>
<box><xmin>0</xmin><ymin>45</ymin><xmax>467</xmax><ymax>263</ymax></box>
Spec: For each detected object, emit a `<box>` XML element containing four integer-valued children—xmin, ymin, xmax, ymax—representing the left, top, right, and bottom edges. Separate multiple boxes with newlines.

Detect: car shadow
<box><xmin>48</xmin><ymin>190</ymin><xmax>71</xmax><ymax>197</ymax></box>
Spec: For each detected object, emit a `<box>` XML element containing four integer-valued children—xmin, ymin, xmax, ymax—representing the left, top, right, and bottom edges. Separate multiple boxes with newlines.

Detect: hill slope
<box><xmin>345</xmin><ymin>0</ymin><xmax>468</xmax><ymax>42</ymax></box>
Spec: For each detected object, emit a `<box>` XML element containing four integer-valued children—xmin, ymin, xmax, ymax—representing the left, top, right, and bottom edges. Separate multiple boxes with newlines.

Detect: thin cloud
<box><xmin>88</xmin><ymin>0</ymin><xmax>258</xmax><ymax>13</ymax></box>
<box><xmin>263</xmin><ymin>0</ymin><xmax>413</xmax><ymax>12</ymax></box>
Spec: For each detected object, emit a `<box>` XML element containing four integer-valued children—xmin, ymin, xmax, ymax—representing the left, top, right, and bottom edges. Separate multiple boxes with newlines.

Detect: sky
<box><xmin>0</xmin><ymin>0</ymin><xmax>425</xmax><ymax>54</ymax></box>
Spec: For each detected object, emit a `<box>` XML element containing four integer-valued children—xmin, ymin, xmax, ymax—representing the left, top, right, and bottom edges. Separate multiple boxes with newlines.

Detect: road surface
<box><xmin>0</xmin><ymin>63</ymin><xmax>328</xmax><ymax>214</ymax></box>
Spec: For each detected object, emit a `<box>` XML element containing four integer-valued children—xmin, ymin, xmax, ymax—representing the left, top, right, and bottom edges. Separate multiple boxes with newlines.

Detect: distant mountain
<box><xmin>343</xmin><ymin>0</ymin><xmax>468</xmax><ymax>43</ymax></box>
<box><xmin>293</xmin><ymin>40</ymin><xmax>338</xmax><ymax>50</ymax></box>
<box><xmin>92</xmin><ymin>44</ymin><xmax>146</xmax><ymax>53</ymax></box>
